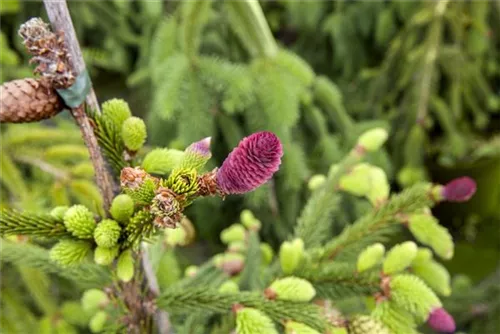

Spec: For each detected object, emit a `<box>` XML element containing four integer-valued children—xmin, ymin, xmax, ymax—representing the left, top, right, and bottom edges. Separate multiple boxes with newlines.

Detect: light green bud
<box><xmin>94</xmin><ymin>246</ymin><xmax>119</xmax><ymax>266</ymax></box>
<box><xmin>63</xmin><ymin>205</ymin><xmax>96</xmax><ymax>239</ymax></box>
<box><xmin>220</xmin><ymin>224</ymin><xmax>246</xmax><ymax>244</ymax></box>
<box><xmin>279</xmin><ymin>238</ymin><xmax>304</xmax><ymax>274</ymax></box>
<box><xmin>116</xmin><ymin>250</ymin><xmax>134</xmax><ymax>282</ymax></box>
<box><xmin>266</xmin><ymin>277</ymin><xmax>315</xmax><ymax>302</ymax></box>
<box><xmin>50</xmin><ymin>239</ymin><xmax>92</xmax><ymax>267</ymax></box>
<box><xmin>408</xmin><ymin>214</ymin><xmax>454</xmax><ymax>260</ymax></box>
<box><xmin>357</xmin><ymin>243</ymin><xmax>385</xmax><ymax>273</ymax></box>
<box><xmin>308</xmin><ymin>174</ymin><xmax>326</xmax><ymax>191</ymax></box>
<box><xmin>102</xmin><ymin>98</ymin><xmax>132</xmax><ymax>128</ymax></box>
<box><xmin>93</xmin><ymin>219</ymin><xmax>121</xmax><ymax>248</ymax></box>
<box><xmin>81</xmin><ymin>289</ymin><xmax>108</xmax><ymax>314</ymax></box>
<box><xmin>235</xmin><ymin>307</ymin><xmax>278</xmax><ymax>334</ymax></box>
<box><xmin>218</xmin><ymin>280</ymin><xmax>240</xmax><ymax>294</ymax></box>
<box><xmin>121</xmin><ymin>116</ymin><xmax>147</xmax><ymax>151</ymax></box>
<box><xmin>383</xmin><ymin>241</ymin><xmax>418</xmax><ymax>274</ymax></box>
<box><xmin>50</xmin><ymin>206</ymin><xmax>69</xmax><ymax>220</ymax></box>
<box><xmin>357</xmin><ymin>128</ymin><xmax>388</xmax><ymax>152</ymax></box>
<box><xmin>89</xmin><ymin>311</ymin><xmax>107</xmax><ymax>333</ymax></box>
<box><xmin>260</xmin><ymin>243</ymin><xmax>274</xmax><ymax>265</ymax></box>
<box><xmin>285</xmin><ymin>321</ymin><xmax>320</xmax><ymax>334</ymax></box>
<box><xmin>110</xmin><ymin>194</ymin><xmax>134</xmax><ymax>223</ymax></box>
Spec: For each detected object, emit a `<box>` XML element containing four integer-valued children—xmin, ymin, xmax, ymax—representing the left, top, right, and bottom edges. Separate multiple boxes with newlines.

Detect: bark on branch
<box><xmin>43</xmin><ymin>0</ymin><xmax>115</xmax><ymax>211</ymax></box>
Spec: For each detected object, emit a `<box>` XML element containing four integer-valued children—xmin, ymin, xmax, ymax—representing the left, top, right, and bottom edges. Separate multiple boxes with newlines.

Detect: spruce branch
<box><xmin>415</xmin><ymin>0</ymin><xmax>449</xmax><ymax>124</ymax></box>
<box><xmin>157</xmin><ymin>288</ymin><xmax>328</xmax><ymax>332</ymax></box>
<box><xmin>224</xmin><ymin>0</ymin><xmax>278</xmax><ymax>58</ymax></box>
<box><xmin>294</xmin><ymin>148</ymin><xmax>363</xmax><ymax>248</ymax></box>
<box><xmin>0</xmin><ymin>209</ymin><xmax>70</xmax><ymax>237</ymax></box>
<box><xmin>141</xmin><ymin>242</ymin><xmax>172</xmax><ymax>334</ymax></box>
<box><xmin>1</xmin><ymin>238</ymin><xmax>111</xmax><ymax>289</ymax></box>
<box><xmin>317</xmin><ymin>183</ymin><xmax>435</xmax><ymax>261</ymax></box>
<box><xmin>297</xmin><ymin>262</ymin><xmax>380</xmax><ymax>299</ymax></box>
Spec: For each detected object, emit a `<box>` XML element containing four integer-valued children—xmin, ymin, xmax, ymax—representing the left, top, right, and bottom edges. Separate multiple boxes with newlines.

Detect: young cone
<box><xmin>216</xmin><ymin>131</ymin><xmax>283</xmax><ymax>195</ymax></box>
<box><xmin>63</xmin><ymin>205</ymin><xmax>96</xmax><ymax>239</ymax></box>
<box><xmin>427</xmin><ymin>307</ymin><xmax>456</xmax><ymax>333</ymax></box>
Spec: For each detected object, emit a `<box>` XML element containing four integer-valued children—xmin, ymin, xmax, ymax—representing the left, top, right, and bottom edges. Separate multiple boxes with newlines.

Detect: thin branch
<box><xmin>43</xmin><ymin>0</ymin><xmax>115</xmax><ymax>211</ymax></box>
<box><xmin>14</xmin><ymin>155</ymin><xmax>69</xmax><ymax>181</ymax></box>
<box><xmin>141</xmin><ymin>243</ymin><xmax>172</xmax><ymax>334</ymax></box>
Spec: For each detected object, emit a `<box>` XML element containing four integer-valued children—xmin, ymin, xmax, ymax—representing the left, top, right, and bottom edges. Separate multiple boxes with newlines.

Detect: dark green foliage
<box><xmin>0</xmin><ymin>209</ymin><xmax>69</xmax><ymax>237</ymax></box>
<box><xmin>158</xmin><ymin>288</ymin><xmax>328</xmax><ymax>332</ymax></box>
<box><xmin>1</xmin><ymin>239</ymin><xmax>111</xmax><ymax>289</ymax></box>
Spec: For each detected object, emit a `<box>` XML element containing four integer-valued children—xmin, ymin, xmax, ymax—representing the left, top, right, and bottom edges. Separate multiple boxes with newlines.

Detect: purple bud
<box><xmin>216</xmin><ymin>131</ymin><xmax>283</xmax><ymax>195</ymax></box>
<box><xmin>442</xmin><ymin>177</ymin><xmax>476</xmax><ymax>202</ymax></box>
<box><xmin>186</xmin><ymin>137</ymin><xmax>212</xmax><ymax>158</ymax></box>
<box><xmin>427</xmin><ymin>307</ymin><xmax>455</xmax><ymax>333</ymax></box>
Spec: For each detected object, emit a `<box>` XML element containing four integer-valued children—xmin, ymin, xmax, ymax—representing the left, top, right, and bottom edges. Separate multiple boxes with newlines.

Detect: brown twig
<box><xmin>141</xmin><ymin>243</ymin><xmax>172</xmax><ymax>334</ymax></box>
<box><xmin>42</xmin><ymin>0</ymin><xmax>115</xmax><ymax>211</ymax></box>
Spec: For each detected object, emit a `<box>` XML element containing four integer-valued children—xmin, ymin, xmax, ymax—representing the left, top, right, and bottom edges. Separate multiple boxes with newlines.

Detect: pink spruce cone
<box><xmin>427</xmin><ymin>307</ymin><xmax>456</xmax><ymax>333</ymax></box>
<box><xmin>442</xmin><ymin>177</ymin><xmax>476</xmax><ymax>202</ymax></box>
<box><xmin>216</xmin><ymin>131</ymin><xmax>283</xmax><ymax>195</ymax></box>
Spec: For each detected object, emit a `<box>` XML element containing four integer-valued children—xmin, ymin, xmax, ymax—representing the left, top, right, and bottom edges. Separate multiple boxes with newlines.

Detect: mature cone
<box><xmin>0</xmin><ymin>78</ymin><xmax>64</xmax><ymax>123</ymax></box>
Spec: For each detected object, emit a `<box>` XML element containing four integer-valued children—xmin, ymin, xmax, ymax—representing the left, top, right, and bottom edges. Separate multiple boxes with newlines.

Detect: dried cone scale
<box><xmin>0</xmin><ymin>78</ymin><xmax>64</xmax><ymax>123</ymax></box>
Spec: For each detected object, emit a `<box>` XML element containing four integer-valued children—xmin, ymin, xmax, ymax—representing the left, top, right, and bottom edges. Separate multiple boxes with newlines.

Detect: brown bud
<box><xmin>197</xmin><ymin>169</ymin><xmax>218</xmax><ymax>196</ymax></box>
<box><xmin>1</xmin><ymin>78</ymin><xmax>64</xmax><ymax>123</ymax></box>
<box><xmin>19</xmin><ymin>18</ymin><xmax>75</xmax><ymax>89</ymax></box>
<box><xmin>120</xmin><ymin>167</ymin><xmax>149</xmax><ymax>189</ymax></box>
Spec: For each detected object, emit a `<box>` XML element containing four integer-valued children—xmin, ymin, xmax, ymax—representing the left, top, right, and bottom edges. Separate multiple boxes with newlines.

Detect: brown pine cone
<box><xmin>0</xmin><ymin>78</ymin><xmax>64</xmax><ymax>123</ymax></box>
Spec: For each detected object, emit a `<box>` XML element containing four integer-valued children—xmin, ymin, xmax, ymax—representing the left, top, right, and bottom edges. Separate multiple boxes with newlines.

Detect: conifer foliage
<box><xmin>0</xmin><ymin>1</ymin><xmax>494</xmax><ymax>334</ymax></box>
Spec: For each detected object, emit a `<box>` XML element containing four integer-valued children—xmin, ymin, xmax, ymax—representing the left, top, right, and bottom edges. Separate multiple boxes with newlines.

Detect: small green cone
<box><xmin>348</xmin><ymin>315</ymin><xmax>390</xmax><ymax>334</ymax></box>
<box><xmin>218</xmin><ymin>281</ymin><xmax>240</xmax><ymax>294</ymax></box>
<box><xmin>110</xmin><ymin>194</ymin><xmax>134</xmax><ymax>223</ymax></box>
<box><xmin>356</xmin><ymin>128</ymin><xmax>388</xmax><ymax>152</ymax></box>
<box><xmin>266</xmin><ymin>277</ymin><xmax>316</xmax><ymax>302</ymax></box>
<box><xmin>121</xmin><ymin>116</ymin><xmax>147</xmax><ymax>151</ymax></box>
<box><xmin>50</xmin><ymin>239</ymin><xmax>92</xmax><ymax>267</ymax></box>
<box><xmin>50</xmin><ymin>206</ymin><xmax>69</xmax><ymax>220</ymax></box>
<box><xmin>116</xmin><ymin>249</ymin><xmax>135</xmax><ymax>282</ymax></box>
<box><xmin>93</xmin><ymin>219</ymin><xmax>121</xmax><ymax>248</ymax></box>
<box><xmin>220</xmin><ymin>224</ymin><xmax>246</xmax><ymax>244</ymax></box>
<box><xmin>61</xmin><ymin>301</ymin><xmax>91</xmax><ymax>326</ymax></box>
<box><xmin>235</xmin><ymin>306</ymin><xmax>278</xmax><ymax>334</ymax></box>
<box><xmin>366</xmin><ymin>166</ymin><xmax>390</xmax><ymax>205</ymax></box>
<box><xmin>357</xmin><ymin>243</ymin><xmax>385</xmax><ymax>273</ymax></box>
<box><xmin>383</xmin><ymin>241</ymin><xmax>418</xmax><ymax>274</ymax></box>
<box><xmin>89</xmin><ymin>311</ymin><xmax>107</xmax><ymax>333</ymax></box>
<box><xmin>240</xmin><ymin>209</ymin><xmax>261</xmax><ymax>230</ymax></box>
<box><xmin>63</xmin><ymin>205</ymin><xmax>96</xmax><ymax>239</ymax></box>
<box><xmin>81</xmin><ymin>289</ymin><xmax>108</xmax><ymax>314</ymax></box>
<box><xmin>308</xmin><ymin>174</ymin><xmax>326</xmax><ymax>191</ymax></box>
<box><xmin>339</xmin><ymin>163</ymin><xmax>372</xmax><ymax>196</ymax></box>
<box><xmin>279</xmin><ymin>238</ymin><xmax>304</xmax><ymax>274</ymax></box>
<box><xmin>285</xmin><ymin>321</ymin><xmax>320</xmax><ymax>334</ymax></box>
<box><xmin>102</xmin><ymin>98</ymin><xmax>132</xmax><ymax>128</ymax></box>
<box><xmin>94</xmin><ymin>246</ymin><xmax>119</xmax><ymax>265</ymax></box>
<box><xmin>260</xmin><ymin>243</ymin><xmax>274</xmax><ymax>265</ymax></box>
<box><xmin>184</xmin><ymin>265</ymin><xmax>198</xmax><ymax>277</ymax></box>
<box><xmin>55</xmin><ymin>320</ymin><xmax>78</xmax><ymax>334</ymax></box>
